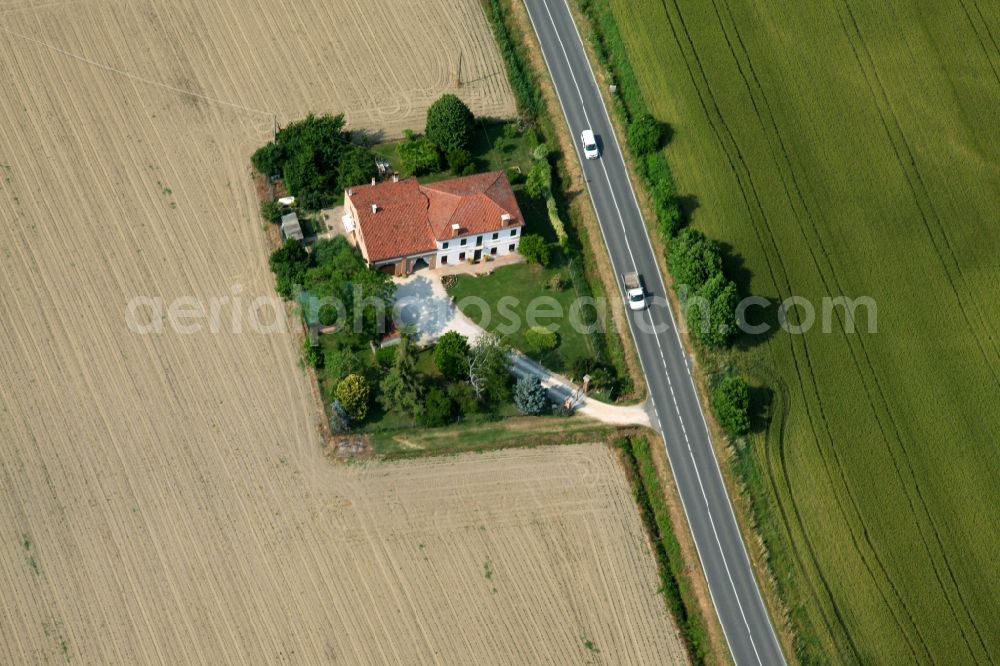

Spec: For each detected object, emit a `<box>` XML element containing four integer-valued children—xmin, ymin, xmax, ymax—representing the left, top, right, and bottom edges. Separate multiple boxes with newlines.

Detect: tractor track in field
<box><xmin>654</xmin><ymin>0</ymin><xmax>939</xmax><ymax>659</ymax></box>
<box><xmin>707</xmin><ymin>0</ymin><xmax>993</xmax><ymax>661</ymax></box>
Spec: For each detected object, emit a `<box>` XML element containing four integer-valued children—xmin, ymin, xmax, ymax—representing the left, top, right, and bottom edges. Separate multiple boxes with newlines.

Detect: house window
<box><xmin>490</xmin><ymin>247</ymin><xmax>497</xmax><ymax>256</ymax></box>
<box><xmin>492</xmin><ymin>232</ymin><xmax>499</xmax><ymax>240</ymax></box>
<box><xmin>476</xmin><ymin>236</ymin><xmax>483</xmax><ymax>246</ymax></box>
<box><xmin>510</xmin><ymin>228</ymin><xmax>518</xmax><ymax>237</ymax></box>
<box><xmin>459</xmin><ymin>252</ymin><xmax>466</xmax><ymax>261</ymax></box>
<box><xmin>509</xmin><ymin>244</ymin><xmax>515</xmax><ymax>252</ymax></box>
<box><xmin>443</xmin><ymin>241</ymin><xmax>449</xmax><ymax>249</ymax></box>
<box><xmin>441</xmin><ymin>256</ymin><xmax>448</xmax><ymax>265</ymax></box>
<box><xmin>460</xmin><ymin>238</ymin><xmax>467</xmax><ymax>246</ymax></box>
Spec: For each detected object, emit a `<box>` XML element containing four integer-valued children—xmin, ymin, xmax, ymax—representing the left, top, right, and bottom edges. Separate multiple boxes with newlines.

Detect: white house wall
<box><xmin>435</xmin><ymin>227</ymin><xmax>522</xmax><ymax>266</ymax></box>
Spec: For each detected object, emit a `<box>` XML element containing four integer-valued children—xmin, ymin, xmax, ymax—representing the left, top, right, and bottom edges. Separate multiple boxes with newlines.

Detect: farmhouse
<box><xmin>344</xmin><ymin>170</ymin><xmax>524</xmax><ymax>275</ymax></box>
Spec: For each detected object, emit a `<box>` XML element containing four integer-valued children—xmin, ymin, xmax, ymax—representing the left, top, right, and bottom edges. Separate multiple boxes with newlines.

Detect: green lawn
<box><xmin>369</xmin><ymin>413</ymin><xmax>620</xmax><ymax>459</ymax></box>
<box><xmin>446</xmin><ymin>262</ymin><xmax>600</xmax><ymax>376</ymax></box>
<box><xmin>374</xmin><ymin>119</ymin><xmax>538</xmax><ymax>184</ymax></box>
<box><xmin>597</xmin><ymin>0</ymin><xmax>1000</xmax><ymax>663</ymax></box>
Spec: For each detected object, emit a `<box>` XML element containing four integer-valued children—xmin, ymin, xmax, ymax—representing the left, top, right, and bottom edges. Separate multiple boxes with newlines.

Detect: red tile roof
<box><xmin>347</xmin><ymin>171</ymin><xmax>524</xmax><ymax>263</ymax></box>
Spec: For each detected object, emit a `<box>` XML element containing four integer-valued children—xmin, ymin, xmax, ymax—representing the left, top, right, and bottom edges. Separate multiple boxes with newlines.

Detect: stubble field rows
<box><xmin>0</xmin><ymin>1</ymin><xmax>683</xmax><ymax>663</ymax></box>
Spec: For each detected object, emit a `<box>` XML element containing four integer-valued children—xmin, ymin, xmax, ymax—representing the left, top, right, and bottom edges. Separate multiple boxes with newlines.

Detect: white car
<box><xmin>581</xmin><ymin>129</ymin><xmax>599</xmax><ymax>159</ymax></box>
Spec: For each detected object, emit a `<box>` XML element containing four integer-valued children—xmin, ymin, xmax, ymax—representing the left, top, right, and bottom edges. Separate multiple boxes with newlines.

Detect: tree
<box><xmin>260</xmin><ymin>200</ymin><xmax>283</xmax><ymax>224</ymax></box>
<box><xmin>447</xmin><ymin>148</ymin><xmax>472</xmax><ymax>175</ymax></box>
<box><xmin>525</xmin><ymin>160</ymin><xmax>551</xmax><ymax>199</ymax></box>
<box><xmin>524</xmin><ymin>326</ymin><xmax>558</xmax><ymax>353</ymax></box>
<box><xmin>627</xmin><ymin>113</ymin><xmax>663</xmax><ymax>156</ymax></box>
<box><xmin>268</xmin><ymin>239</ymin><xmax>311</xmax><ymax>299</ymax></box>
<box><xmin>447</xmin><ymin>382</ymin><xmax>479</xmax><ymax>416</ymax></box>
<box><xmin>311</xmin><ymin>235</ymin><xmax>365</xmax><ymax>273</ymax></box>
<box><xmin>379</xmin><ymin>336</ymin><xmax>423</xmax><ymax>417</ymax></box>
<box><xmin>425</xmin><ymin>94</ymin><xmax>474</xmax><ymax>152</ymax></box>
<box><xmin>251</xmin><ymin>141</ymin><xmax>284</xmax><ymax>176</ymax></box>
<box><xmin>668</xmin><ymin>228</ymin><xmax>722</xmax><ymax>296</ymax></box>
<box><xmin>252</xmin><ymin>113</ymin><xmax>376</xmax><ymax>208</ymax></box>
<box><xmin>350</xmin><ymin>267</ymin><xmax>396</xmax><ymax>344</ymax></box>
<box><xmin>420</xmin><ymin>387</ymin><xmax>454</xmax><ymax>427</ymax></box>
<box><xmin>466</xmin><ymin>333</ymin><xmax>511</xmax><ymax>404</ymax></box>
<box><xmin>514</xmin><ymin>375</ymin><xmax>549</xmax><ymax>415</ymax></box>
<box><xmin>398</xmin><ymin>137</ymin><xmax>441</xmax><ymax>176</ymax></box>
<box><xmin>692</xmin><ymin>273</ymin><xmax>739</xmax><ymax>347</ymax></box>
<box><xmin>338</xmin><ymin>143</ymin><xmax>378</xmax><ymax>189</ymax></box>
<box><xmin>335</xmin><ymin>373</ymin><xmax>370</xmax><ymax>421</ymax></box>
<box><xmin>433</xmin><ymin>331</ymin><xmax>470</xmax><ymax>380</ymax></box>
<box><xmin>712</xmin><ymin>373</ymin><xmax>750</xmax><ymax>438</ymax></box>
<box><xmin>518</xmin><ymin>234</ymin><xmax>550</xmax><ymax>266</ymax></box>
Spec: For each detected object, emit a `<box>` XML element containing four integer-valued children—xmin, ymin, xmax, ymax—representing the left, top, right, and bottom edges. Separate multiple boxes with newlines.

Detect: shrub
<box><xmin>667</xmin><ymin>228</ymin><xmax>722</xmax><ymax>296</ymax></box>
<box><xmin>525</xmin><ymin>326</ymin><xmax>558</xmax><ymax>352</ymax></box>
<box><xmin>627</xmin><ymin>113</ymin><xmax>663</xmax><ymax>156</ymax></box>
<box><xmin>425</xmin><ymin>94</ymin><xmax>474</xmax><ymax>152</ymax></box>
<box><xmin>525</xmin><ymin>160</ymin><xmax>551</xmax><ymax>199</ymax></box>
<box><xmin>302</xmin><ymin>338</ymin><xmax>323</xmax><ymax>369</ymax></box>
<box><xmin>398</xmin><ymin>137</ymin><xmax>440</xmax><ymax>176</ymax></box>
<box><xmin>518</xmin><ymin>234</ymin><xmax>550</xmax><ymax>266</ymax></box>
<box><xmin>546</xmin><ymin>195</ymin><xmax>569</xmax><ymax>247</ymax></box>
<box><xmin>712</xmin><ymin>373</ymin><xmax>750</xmax><ymax>438</ymax></box>
<box><xmin>447</xmin><ymin>382</ymin><xmax>479</xmax><ymax>416</ymax></box>
<box><xmin>325</xmin><ymin>348</ymin><xmax>361</xmax><ymax>384</ymax></box>
<box><xmin>268</xmin><ymin>239</ymin><xmax>311</xmax><ymax>300</ymax></box>
<box><xmin>514</xmin><ymin>375</ymin><xmax>549</xmax><ymax>415</ymax></box>
<box><xmin>420</xmin><ymin>387</ymin><xmax>454</xmax><ymax>427</ymax></box>
<box><xmin>260</xmin><ymin>200</ymin><xmax>283</xmax><ymax>224</ymax></box>
<box><xmin>326</xmin><ymin>400</ymin><xmax>351</xmax><ymax>433</ymax></box>
<box><xmin>433</xmin><ymin>331</ymin><xmax>470</xmax><ymax>380</ymax></box>
<box><xmin>503</xmin><ymin>121</ymin><xmax>520</xmax><ymax>140</ymax></box>
<box><xmin>335</xmin><ymin>373</ymin><xmax>370</xmax><ymax>421</ymax></box>
<box><xmin>375</xmin><ymin>344</ymin><xmax>397</xmax><ymax>369</ymax></box>
<box><xmin>548</xmin><ymin>274</ymin><xmax>565</xmax><ymax>291</ymax></box>
<box><xmin>531</xmin><ymin>142</ymin><xmax>549</xmax><ymax>161</ymax></box>
<box><xmin>691</xmin><ymin>273</ymin><xmax>739</xmax><ymax>348</ymax></box>
<box><xmin>447</xmin><ymin>147</ymin><xmax>472</xmax><ymax>175</ymax></box>
<box><xmin>251</xmin><ymin>142</ymin><xmax>284</xmax><ymax>177</ymax></box>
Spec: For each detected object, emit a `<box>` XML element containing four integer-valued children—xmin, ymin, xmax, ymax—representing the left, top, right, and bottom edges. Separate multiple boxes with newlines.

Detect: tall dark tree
<box><xmin>425</xmin><ymin>94</ymin><xmax>475</xmax><ymax>152</ymax></box>
<box><xmin>379</xmin><ymin>336</ymin><xmax>423</xmax><ymax>418</ymax></box>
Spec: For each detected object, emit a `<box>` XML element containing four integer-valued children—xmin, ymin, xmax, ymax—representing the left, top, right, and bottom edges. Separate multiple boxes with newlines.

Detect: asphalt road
<box><xmin>522</xmin><ymin>1</ymin><xmax>786</xmax><ymax>663</ymax></box>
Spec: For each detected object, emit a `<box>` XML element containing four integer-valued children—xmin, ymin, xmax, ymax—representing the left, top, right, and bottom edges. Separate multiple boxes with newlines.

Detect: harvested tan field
<box><xmin>0</xmin><ymin>2</ymin><xmax>681</xmax><ymax>663</ymax></box>
<box><xmin>1</xmin><ymin>440</ymin><xmax>687</xmax><ymax>663</ymax></box>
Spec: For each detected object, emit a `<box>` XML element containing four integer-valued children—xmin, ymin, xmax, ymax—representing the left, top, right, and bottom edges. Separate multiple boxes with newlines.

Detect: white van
<box><xmin>580</xmin><ymin>129</ymin><xmax>599</xmax><ymax>159</ymax></box>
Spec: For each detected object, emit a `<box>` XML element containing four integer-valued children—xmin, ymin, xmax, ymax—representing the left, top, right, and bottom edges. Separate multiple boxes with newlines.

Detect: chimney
<box><xmin>371</xmin><ymin>177</ymin><xmax>376</xmax><ymax>186</ymax></box>
<box><xmin>392</xmin><ymin>172</ymin><xmax>399</xmax><ymax>183</ymax></box>
<box><xmin>371</xmin><ymin>203</ymin><xmax>378</xmax><ymax>215</ymax></box>
<box><xmin>500</xmin><ymin>213</ymin><xmax>512</xmax><ymax>228</ymax></box>
<box><xmin>451</xmin><ymin>223</ymin><xmax>461</xmax><ymax>238</ymax></box>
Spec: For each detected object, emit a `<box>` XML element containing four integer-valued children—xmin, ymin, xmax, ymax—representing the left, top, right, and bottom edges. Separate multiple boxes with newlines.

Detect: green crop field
<box><xmin>599</xmin><ymin>0</ymin><xmax>1000</xmax><ymax>663</ymax></box>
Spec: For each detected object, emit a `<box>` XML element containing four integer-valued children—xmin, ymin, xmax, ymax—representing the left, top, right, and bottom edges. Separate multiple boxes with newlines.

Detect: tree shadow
<box><xmin>676</xmin><ymin>193</ymin><xmax>700</xmax><ymax>226</ymax></box>
<box><xmin>747</xmin><ymin>383</ymin><xmax>773</xmax><ymax>434</ymax></box>
<box><xmin>733</xmin><ymin>295</ymin><xmax>782</xmax><ymax>351</ymax></box>
<box><xmin>717</xmin><ymin>241</ymin><xmax>751</xmax><ymax>296</ymax></box>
